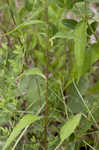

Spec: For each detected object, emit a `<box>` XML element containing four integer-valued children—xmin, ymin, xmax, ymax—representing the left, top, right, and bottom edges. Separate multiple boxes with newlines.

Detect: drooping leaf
<box><xmin>74</xmin><ymin>20</ymin><xmax>87</xmax><ymax>80</ymax></box>
<box><xmin>3</xmin><ymin>115</ymin><xmax>42</xmax><ymax>150</ymax></box>
<box><xmin>0</xmin><ymin>20</ymin><xmax>44</xmax><ymax>37</ymax></box>
<box><xmin>60</xmin><ymin>114</ymin><xmax>81</xmax><ymax>143</ymax></box>
<box><xmin>19</xmin><ymin>67</ymin><xmax>46</xmax><ymax>79</ymax></box>
<box><xmin>62</xmin><ymin>19</ymin><xmax>77</xmax><ymax>29</ymax></box>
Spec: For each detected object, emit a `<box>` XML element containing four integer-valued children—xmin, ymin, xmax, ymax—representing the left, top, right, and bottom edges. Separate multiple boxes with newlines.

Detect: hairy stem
<box><xmin>44</xmin><ymin>0</ymin><xmax>49</xmax><ymax>149</ymax></box>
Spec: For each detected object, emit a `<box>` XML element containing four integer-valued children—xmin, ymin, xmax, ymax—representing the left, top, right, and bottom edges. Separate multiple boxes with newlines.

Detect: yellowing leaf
<box><xmin>3</xmin><ymin>115</ymin><xmax>42</xmax><ymax>150</ymax></box>
<box><xmin>74</xmin><ymin>21</ymin><xmax>87</xmax><ymax>80</ymax></box>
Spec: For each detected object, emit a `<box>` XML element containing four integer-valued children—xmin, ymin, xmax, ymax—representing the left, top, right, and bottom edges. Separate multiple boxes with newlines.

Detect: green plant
<box><xmin>0</xmin><ymin>0</ymin><xmax>99</xmax><ymax>150</ymax></box>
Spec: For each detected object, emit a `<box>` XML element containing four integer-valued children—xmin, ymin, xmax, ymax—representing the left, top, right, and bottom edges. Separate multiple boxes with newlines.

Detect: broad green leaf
<box><xmin>3</xmin><ymin>115</ymin><xmax>42</xmax><ymax>150</ymax></box>
<box><xmin>60</xmin><ymin>114</ymin><xmax>81</xmax><ymax>143</ymax></box>
<box><xmin>86</xmin><ymin>81</ymin><xmax>99</xmax><ymax>95</ymax></box>
<box><xmin>74</xmin><ymin>21</ymin><xmax>87</xmax><ymax>80</ymax></box>
<box><xmin>19</xmin><ymin>67</ymin><xmax>46</xmax><ymax>79</ymax></box>
<box><xmin>55</xmin><ymin>114</ymin><xmax>81</xmax><ymax>149</ymax></box>
<box><xmin>62</xmin><ymin>19</ymin><xmax>77</xmax><ymax>29</ymax></box>
<box><xmin>0</xmin><ymin>20</ymin><xmax>44</xmax><ymax>37</ymax></box>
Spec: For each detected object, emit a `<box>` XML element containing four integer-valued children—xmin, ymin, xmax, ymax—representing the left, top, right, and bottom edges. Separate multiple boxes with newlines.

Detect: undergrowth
<box><xmin>0</xmin><ymin>0</ymin><xmax>99</xmax><ymax>150</ymax></box>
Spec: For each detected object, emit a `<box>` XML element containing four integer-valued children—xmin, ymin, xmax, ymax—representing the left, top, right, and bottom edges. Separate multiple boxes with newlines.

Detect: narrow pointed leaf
<box><xmin>3</xmin><ymin>115</ymin><xmax>42</xmax><ymax>150</ymax></box>
<box><xmin>0</xmin><ymin>20</ymin><xmax>44</xmax><ymax>37</ymax></box>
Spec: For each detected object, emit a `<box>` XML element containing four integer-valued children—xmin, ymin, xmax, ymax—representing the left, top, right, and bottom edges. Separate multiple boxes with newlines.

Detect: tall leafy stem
<box><xmin>44</xmin><ymin>0</ymin><xmax>49</xmax><ymax>149</ymax></box>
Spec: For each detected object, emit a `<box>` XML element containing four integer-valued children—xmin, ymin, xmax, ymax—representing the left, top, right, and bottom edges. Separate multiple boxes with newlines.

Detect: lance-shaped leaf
<box><xmin>74</xmin><ymin>21</ymin><xmax>87</xmax><ymax>80</ymax></box>
<box><xmin>55</xmin><ymin>114</ymin><xmax>81</xmax><ymax>150</ymax></box>
<box><xmin>0</xmin><ymin>20</ymin><xmax>44</xmax><ymax>37</ymax></box>
<box><xmin>19</xmin><ymin>67</ymin><xmax>46</xmax><ymax>79</ymax></box>
<box><xmin>3</xmin><ymin>115</ymin><xmax>42</xmax><ymax>150</ymax></box>
<box><xmin>60</xmin><ymin>114</ymin><xmax>81</xmax><ymax>143</ymax></box>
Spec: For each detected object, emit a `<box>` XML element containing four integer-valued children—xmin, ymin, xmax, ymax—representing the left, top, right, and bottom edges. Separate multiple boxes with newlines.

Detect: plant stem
<box><xmin>44</xmin><ymin>0</ymin><xmax>49</xmax><ymax>149</ymax></box>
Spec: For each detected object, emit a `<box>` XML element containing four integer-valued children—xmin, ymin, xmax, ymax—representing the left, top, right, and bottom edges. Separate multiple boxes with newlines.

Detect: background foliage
<box><xmin>0</xmin><ymin>0</ymin><xmax>99</xmax><ymax>150</ymax></box>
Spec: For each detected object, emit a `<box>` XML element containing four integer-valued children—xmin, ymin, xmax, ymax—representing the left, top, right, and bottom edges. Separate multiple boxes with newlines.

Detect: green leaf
<box><xmin>67</xmin><ymin>77</ymin><xmax>89</xmax><ymax>113</ymax></box>
<box><xmin>60</xmin><ymin>114</ymin><xmax>81</xmax><ymax>143</ymax></box>
<box><xmin>74</xmin><ymin>20</ymin><xmax>87</xmax><ymax>80</ymax></box>
<box><xmin>86</xmin><ymin>81</ymin><xmax>99</xmax><ymax>95</ymax></box>
<box><xmin>62</xmin><ymin>19</ymin><xmax>77</xmax><ymax>29</ymax></box>
<box><xmin>84</xmin><ymin>43</ymin><xmax>99</xmax><ymax>73</ymax></box>
<box><xmin>64</xmin><ymin>0</ymin><xmax>75</xmax><ymax>9</ymax></box>
<box><xmin>25</xmin><ymin>0</ymin><xmax>33</xmax><ymax>11</ymax></box>
<box><xmin>19</xmin><ymin>67</ymin><xmax>46</xmax><ymax>79</ymax></box>
<box><xmin>87</xmin><ymin>21</ymin><xmax>97</xmax><ymax>35</ymax></box>
<box><xmin>0</xmin><ymin>20</ymin><xmax>44</xmax><ymax>37</ymax></box>
<box><xmin>2</xmin><ymin>115</ymin><xmax>42</xmax><ymax>150</ymax></box>
<box><xmin>90</xmin><ymin>43</ymin><xmax>99</xmax><ymax>65</ymax></box>
<box><xmin>50</xmin><ymin>31</ymin><xmax>75</xmax><ymax>41</ymax></box>
<box><xmin>55</xmin><ymin>114</ymin><xmax>81</xmax><ymax>149</ymax></box>
<box><xmin>48</xmin><ymin>0</ymin><xmax>64</xmax><ymax>7</ymax></box>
